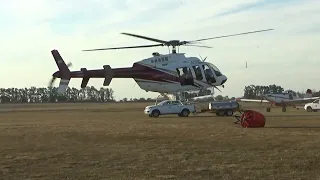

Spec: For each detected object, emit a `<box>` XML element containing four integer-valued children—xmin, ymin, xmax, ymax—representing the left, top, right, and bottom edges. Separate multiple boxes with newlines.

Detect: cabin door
<box><xmin>176</xmin><ymin>66</ymin><xmax>195</xmax><ymax>86</ymax></box>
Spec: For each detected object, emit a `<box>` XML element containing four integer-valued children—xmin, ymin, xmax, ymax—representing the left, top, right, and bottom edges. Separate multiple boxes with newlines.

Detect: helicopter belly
<box><xmin>134</xmin><ymin>78</ymin><xmax>196</xmax><ymax>93</ymax></box>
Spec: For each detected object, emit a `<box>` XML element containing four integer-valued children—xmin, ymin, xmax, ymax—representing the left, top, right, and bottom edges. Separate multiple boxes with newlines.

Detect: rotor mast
<box><xmin>172</xmin><ymin>46</ymin><xmax>177</xmax><ymax>54</ymax></box>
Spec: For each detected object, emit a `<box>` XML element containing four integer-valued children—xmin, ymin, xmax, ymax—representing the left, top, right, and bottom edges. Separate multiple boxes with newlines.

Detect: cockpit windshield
<box><xmin>285</xmin><ymin>90</ymin><xmax>297</xmax><ymax>97</ymax></box>
<box><xmin>206</xmin><ymin>62</ymin><xmax>222</xmax><ymax>76</ymax></box>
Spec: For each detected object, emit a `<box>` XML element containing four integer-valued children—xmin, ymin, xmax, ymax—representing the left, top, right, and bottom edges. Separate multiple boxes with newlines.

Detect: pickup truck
<box><xmin>304</xmin><ymin>99</ymin><xmax>320</xmax><ymax>112</ymax></box>
<box><xmin>144</xmin><ymin>100</ymin><xmax>196</xmax><ymax>117</ymax></box>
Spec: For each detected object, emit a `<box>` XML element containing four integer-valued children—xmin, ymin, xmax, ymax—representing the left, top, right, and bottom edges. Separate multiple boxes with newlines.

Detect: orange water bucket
<box><xmin>235</xmin><ymin>110</ymin><xmax>266</xmax><ymax>128</ymax></box>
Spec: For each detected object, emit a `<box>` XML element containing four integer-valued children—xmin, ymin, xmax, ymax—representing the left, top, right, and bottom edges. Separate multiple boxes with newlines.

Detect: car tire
<box><xmin>216</xmin><ymin>111</ymin><xmax>225</xmax><ymax>116</ymax></box>
<box><xmin>181</xmin><ymin>109</ymin><xmax>190</xmax><ymax>117</ymax></box>
<box><xmin>151</xmin><ymin>109</ymin><xmax>160</xmax><ymax>117</ymax></box>
<box><xmin>225</xmin><ymin>110</ymin><xmax>233</xmax><ymax>116</ymax></box>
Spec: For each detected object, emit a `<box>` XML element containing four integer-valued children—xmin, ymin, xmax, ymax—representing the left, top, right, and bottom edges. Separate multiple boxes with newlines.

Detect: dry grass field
<box><xmin>0</xmin><ymin>102</ymin><xmax>320</xmax><ymax>180</ymax></box>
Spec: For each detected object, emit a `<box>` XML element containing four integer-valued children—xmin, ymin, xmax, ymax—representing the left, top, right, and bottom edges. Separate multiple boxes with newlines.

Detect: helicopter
<box><xmin>49</xmin><ymin>29</ymin><xmax>274</xmax><ymax>96</ymax></box>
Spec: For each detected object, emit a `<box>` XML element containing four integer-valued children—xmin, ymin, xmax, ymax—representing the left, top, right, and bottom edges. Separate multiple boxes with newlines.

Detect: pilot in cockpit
<box><xmin>181</xmin><ymin>67</ymin><xmax>194</xmax><ymax>85</ymax></box>
<box><xmin>203</xmin><ymin>66</ymin><xmax>216</xmax><ymax>84</ymax></box>
<box><xmin>182</xmin><ymin>67</ymin><xmax>192</xmax><ymax>79</ymax></box>
<box><xmin>205</xmin><ymin>68</ymin><xmax>213</xmax><ymax>76</ymax></box>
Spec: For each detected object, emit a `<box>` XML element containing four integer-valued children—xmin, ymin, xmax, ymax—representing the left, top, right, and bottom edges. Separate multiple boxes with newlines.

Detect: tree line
<box><xmin>1</xmin><ymin>85</ymin><xmax>318</xmax><ymax>103</ymax></box>
<box><xmin>0</xmin><ymin>86</ymin><xmax>220</xmax><ymax>104</ymax></box>
<box><xmin>0</xmin><ymin>86</ymin><xmax>115</xmax><ymax>103</ymax></box>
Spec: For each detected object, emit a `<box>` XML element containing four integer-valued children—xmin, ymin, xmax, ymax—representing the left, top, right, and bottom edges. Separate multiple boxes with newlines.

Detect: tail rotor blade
<box><xmin>49</xmin><ymin>77</ymin><xmax>56</xmax><ymax>87</ymax></box>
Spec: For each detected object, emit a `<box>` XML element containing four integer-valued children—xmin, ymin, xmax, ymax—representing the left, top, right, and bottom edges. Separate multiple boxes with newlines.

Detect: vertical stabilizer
<box><xmin>51</xmin><ymin>49</ymin><xmax>71</xmax><ymax>94</ymax></box>
<box><xmin>304</xmin><ymin>89</ymin><xmax>313</xmax><ymax>98</ymax></box>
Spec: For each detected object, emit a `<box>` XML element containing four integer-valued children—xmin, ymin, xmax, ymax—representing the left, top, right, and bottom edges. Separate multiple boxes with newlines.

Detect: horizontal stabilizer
<box><xmin>80</xmin><ymin>68</ymin><xmax>90</xmax><ymax>88</ymax></box>
<box><xmin>81</xmin><ymin>77</ymin><xmax>90</xmax><ymax>88</ymax></box>
<box><xmin>103</xmin><ymin>65</ymin><xmax>114</xmax><ymax>86</ymax></box>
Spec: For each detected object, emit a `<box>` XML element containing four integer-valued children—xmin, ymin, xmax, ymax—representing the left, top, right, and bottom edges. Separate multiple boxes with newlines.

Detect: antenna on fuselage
<box><xmin>199</xmin><ymin>54</ymin><xmax>207</xmax><ymax>62</ymax></box>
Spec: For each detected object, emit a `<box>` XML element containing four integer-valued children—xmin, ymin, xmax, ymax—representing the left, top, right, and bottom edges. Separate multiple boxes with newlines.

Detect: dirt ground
<box><xmin>0</xmin><ymin>102</ymin><xmax>320</xmax><ymax>180</ymax></box>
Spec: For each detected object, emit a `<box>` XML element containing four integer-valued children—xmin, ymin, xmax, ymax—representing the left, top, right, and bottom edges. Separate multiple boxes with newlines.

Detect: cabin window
<box><xmin>171</xmin><ymin>101</ymin><xmax>180</xmax><ymax>105</ymax></box>
<box><xmin>151</xmin><ymin>60</ymin><xmax>154</xmax><ymax>63</ymax></box>
<box><xmin>176</xmin><ymin>67</ymin><xmax>194</xmax><ymax>86</ymax></box>
<box><xmin>165</xmin><ymin>57</ymin><xmax>168</xmax><ymax>61</ymax></box>
<box><xmin>202</xmin><ymin>64</ymin><xmax>216</xmax><ymax>84</ymax></box>
<box><xmin>192</xmin><ymin>65</ymin><xmax>203</xmax><ymax>80</ymax></box>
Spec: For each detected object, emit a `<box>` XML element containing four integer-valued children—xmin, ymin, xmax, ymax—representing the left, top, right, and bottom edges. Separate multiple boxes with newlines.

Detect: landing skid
<box><xmin>266</xmin><ymin>102</ymin><xmax>287</xmax><ymax>112</ymax></box>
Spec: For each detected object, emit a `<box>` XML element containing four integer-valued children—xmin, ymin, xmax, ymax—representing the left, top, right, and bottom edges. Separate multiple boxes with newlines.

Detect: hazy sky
<box><xmin>1</xmin><ymin>0</ymin><xmax>319</xmax><ymax>100</ymax></box>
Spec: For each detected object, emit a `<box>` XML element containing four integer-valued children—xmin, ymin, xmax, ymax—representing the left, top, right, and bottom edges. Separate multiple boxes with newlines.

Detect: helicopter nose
<box><xmin>220</xmin><ymin>75</ymin><xmax>227</xmax><ymax>85</ymax></box>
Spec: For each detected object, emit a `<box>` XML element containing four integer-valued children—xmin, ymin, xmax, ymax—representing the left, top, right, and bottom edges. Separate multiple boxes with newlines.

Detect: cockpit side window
<box><xmin>202</xmin><ymin>64</ymin><xmax>216</xmax><ymax>84</ymax></box>
<box><xmin>176</xmin><ymin>66</ymin><xmax>194</xmax><ymax>86</ymax></box>
<box><xmin>192</xmin><ymin>65</ymin><xmax>203</xmax><ymax>80</ymax></box>
<box><xmin>292</xmin><ymin>91</ymin><xmax>297</xmax><ymax>97</ymax></box>
<box><xmin>176</xmin><ymin>67</ymin><xmax>192</xmax><ymax>79</ymax></box>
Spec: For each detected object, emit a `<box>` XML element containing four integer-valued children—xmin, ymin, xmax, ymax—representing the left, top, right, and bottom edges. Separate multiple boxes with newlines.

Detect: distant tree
<box><xmin>215</xmin><ymin>95</ymin><xmax>223</xmax><ymax>101</ymax></box>
<box><xmin>0</xmin><ymin>86</ymin><xmax>114</xmax><ymax>103</ymax></box>
<box><xmin>243</xmin><ymin>84</ymin><xmax>284</xmax><ymax>99</ymax></box>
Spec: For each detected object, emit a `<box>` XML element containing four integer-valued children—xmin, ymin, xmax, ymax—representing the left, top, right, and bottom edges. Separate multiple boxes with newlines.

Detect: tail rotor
<box><xmin>48</xmin><ymin>62</ymin><xmax>72</xmax><ymax>88</ymax></box>
<box><xmin>48</xmin><ymin>77</ymin><xmax>56</xmax><ymax>87</ymax></box>
<box><xmin>49</xmin><ymin>49</ymin><xmax>72</xmax><ymax>94</ymax></box>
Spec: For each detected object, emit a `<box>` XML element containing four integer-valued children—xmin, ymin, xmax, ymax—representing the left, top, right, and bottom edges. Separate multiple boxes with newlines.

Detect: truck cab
<box><xmin>304</xmin><ymin>99</ymin><xmax>320</xmax><ymax>112</ymax></box>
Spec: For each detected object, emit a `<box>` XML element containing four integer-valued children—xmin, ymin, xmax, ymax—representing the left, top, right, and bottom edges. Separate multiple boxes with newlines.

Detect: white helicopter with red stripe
<box><xmin>49</xmin><ymin>29</ymin><xmax>274</xmax><ymax>100</ymax></box>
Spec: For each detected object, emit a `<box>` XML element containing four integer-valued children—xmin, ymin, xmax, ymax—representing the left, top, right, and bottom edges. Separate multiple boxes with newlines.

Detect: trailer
<box><xmin>194</xmin><ymin>100</ymin><xmax>240</xmax><ymax>116</ymax></box>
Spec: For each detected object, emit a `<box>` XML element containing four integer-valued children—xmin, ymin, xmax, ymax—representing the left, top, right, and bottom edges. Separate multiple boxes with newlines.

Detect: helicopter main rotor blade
<box><xmin>82</xmin><ymin>44</ymin><xmax>164</xmax><ymax>51</ymax></box>
<box><xmin>183</xmin><ymin>44</ymin><xmax>213</xmax><ymax>48</ymax></box>
<box><xmin>190</xmin><ymin>29</ymin><xmax>274</xmax><ymax>42</ymax></box>
<box><xmin>121</xmin><ymin>32</ymin><xmax>168</xmax><ymax>44</ymax></box>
